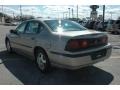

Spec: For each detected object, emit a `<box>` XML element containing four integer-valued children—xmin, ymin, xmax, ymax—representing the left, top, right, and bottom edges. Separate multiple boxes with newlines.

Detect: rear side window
<box><xmin>39</xmin><ymin>23</ymin><xmax>46</xmax><ymax>32</ymax></box>
<box><xmin>104</xmin><ymin>22</ymin><xmax>108</xmax><ymax>24</ymax></box>
<box><xmin>25</xmin><ymin>21</ymin><xmax>39</xmax><ymax>34</ymax></box>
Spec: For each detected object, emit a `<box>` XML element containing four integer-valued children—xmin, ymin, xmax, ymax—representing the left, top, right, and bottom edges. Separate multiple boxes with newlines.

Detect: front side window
<box><xmin>16</xmin><ymin>22</ymin><xmax>27</xmax><ymax>33</ymax></box>
<box><xmin>25</xmin><ymin>21</ymin><xmax>39</xmax><ymax>34</ymax></box>
<box><xmin>44</xmin><ymin>20</ymin><xmax>87</xmax><ymax>32</ymax></box>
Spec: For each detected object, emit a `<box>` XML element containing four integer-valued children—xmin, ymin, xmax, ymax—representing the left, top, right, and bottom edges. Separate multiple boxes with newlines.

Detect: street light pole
<box><xmin>20</xmin><ymin>5</ymin><xmax>22</xmax><ymax>21</ymax></box>
<box><xmin>13</xmin><ymin>12</ymin><xmax>15</xmax><ymax>20</ymax></box>
<box><xmin>72</xmin><ymin>8</ymin><xmax>74</xmax><ymax>18</ymax></box>
<box><xmin>68</xmin><ymin>8</ymin><xmax>70</xmax><ymax>19</ymax></box>
<box><xmin>110</xmin><ymin>12</ymin><xmax>113</xmax><ymax>20</ymax></box>
<box><xmin>1</xmin><ymin>5</ymin><xmax>3</xmax><ymax>13</ymax></box>
<box><xmin>31</xmin><ymin>8</ymin><xmax>34</xmax><ymax>16</ymax></box>
<box><xmin>103</xmin><ymin>5</ymin><xmax>105</xmax><ymax>31</ymax></box>
<box><xmin>111</xmin><ymin>13</ymin><xmax>112</xmax><ymax>19</ymax></box>
<box><xmin>66</xmin><ymin>13</ymin><xmax>68</xmax><ymax>19</ymax></box>
<box><xmin>63</xmin><ymin>12</ymin><xmax>64</xmax><ymax>19</ymax></box>
<box><xmin>63</xmin><ymin>12</ymin><xmax>66</xmax><ymax>19</ymax></box>
<box><xmin>77</xmin><ymin>5</ymin><xmax>78</xmax><ymax>20</ymax></box>
<box><xmin>1</xmin><ymin>5</ymin><xmax>5</xmax><ymax>23</ymax></box>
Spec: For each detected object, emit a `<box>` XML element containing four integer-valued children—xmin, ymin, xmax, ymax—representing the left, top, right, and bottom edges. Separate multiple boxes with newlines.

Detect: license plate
<box><xmin>91</xmin><ymin>49</ymin><xmax>106</xmax><ymax>60</ymax></box>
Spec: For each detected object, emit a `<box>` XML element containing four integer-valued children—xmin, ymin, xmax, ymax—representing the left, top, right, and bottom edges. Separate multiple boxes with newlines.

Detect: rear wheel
<box><xmin>35</xmin><ymin>49</ymin><xmax>50</xmax><ymax>73</ymax></box>
<box><xmin>6</xmin><ymin>39</ymin><xmax>13</xmax><ymax>53</ymax></box>
<box><xmin>114</xmin><ymin>31</ymin><xmax>118</xmax><ymax>34</ymax></box>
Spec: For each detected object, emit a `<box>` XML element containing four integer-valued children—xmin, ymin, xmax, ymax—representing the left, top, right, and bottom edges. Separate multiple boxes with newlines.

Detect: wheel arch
<box><xmin>34</xmin><ymin>46</ymin><xmax>48</xmax><ymax>59</ymax></box>
<box><xmin>5</xmin><ymin>36</ymin><xmax>9</xmax><ymax>40</ymax></box>
<box><xmin>5</xmin><ymin>37</ymin><xmax>9</xmax><ymax>44</ymax></box>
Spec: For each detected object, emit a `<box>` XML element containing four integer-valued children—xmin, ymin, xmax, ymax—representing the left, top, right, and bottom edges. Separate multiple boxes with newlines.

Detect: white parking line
<box><xmin>112</xmin><ymin>44</ymin><xmax>120</xmax><ymax>48</ymax></box>
<box><xmin>110</xmin><ymin>56</ymin><xmax>120</xmax><ymax>59</ymax></box>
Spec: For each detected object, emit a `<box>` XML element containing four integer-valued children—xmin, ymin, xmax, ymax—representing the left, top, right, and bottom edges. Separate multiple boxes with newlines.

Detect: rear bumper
<box><xmin>49</xmin><ymin>44</ymin><xmax>112</xmax><ymax>69</ymax></box>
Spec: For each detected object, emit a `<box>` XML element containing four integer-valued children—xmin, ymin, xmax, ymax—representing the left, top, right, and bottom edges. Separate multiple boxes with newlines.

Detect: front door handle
<box><xmin>31</xmin><ymin>37</ymin><xmax>35</xmax><ymax>40</ymax></box>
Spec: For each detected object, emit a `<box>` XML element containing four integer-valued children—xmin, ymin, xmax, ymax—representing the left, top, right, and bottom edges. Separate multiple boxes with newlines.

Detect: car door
<box><xmin>18</xmin><ymin>21</ymin><xmax>40</xmax><ymax>57</ymax></box>
<box><xmin>9</xmin><ymin>22</ymin><xmax>27</xmax><ymax>53</ymax></box>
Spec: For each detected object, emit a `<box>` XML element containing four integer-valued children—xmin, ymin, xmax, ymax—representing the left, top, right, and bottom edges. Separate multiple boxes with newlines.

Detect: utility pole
<box><xmin>68</xmin><ymin>8</ymin><xmax>70</xmax><ymax>19</ymax></box>
<box><xmin>77</xmin><ymin>5</ymin><xmax>78</xmax><ymax>20</ymax></box>
<box><xmin>103</xmin><ymin>5</ymin><xmax>105</xmax><ymax>31</ymax></box>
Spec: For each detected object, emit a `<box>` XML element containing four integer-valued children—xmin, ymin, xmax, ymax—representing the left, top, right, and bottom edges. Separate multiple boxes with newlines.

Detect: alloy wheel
<box><xmin>37</xmin><ymin>52</ymin><xmax>47</xmax><ymax>70</ymax></box>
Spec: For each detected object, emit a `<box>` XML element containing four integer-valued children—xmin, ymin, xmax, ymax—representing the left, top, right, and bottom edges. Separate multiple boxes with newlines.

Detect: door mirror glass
<box><xmin>10</xmin><ymin>29</ymin><xmax>18</xmax><ymax>34</ymax></box>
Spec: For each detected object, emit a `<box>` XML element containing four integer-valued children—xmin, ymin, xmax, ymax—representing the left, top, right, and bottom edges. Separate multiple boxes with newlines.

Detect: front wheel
<box><xmin>35</xmin><ymin>49</ymin><xmax>51</xmax><ymax>73</ymax></box>
<box><xmin>6</xmin><ymin>39</ymin><xmax>13</xmax><ymax>53</ymax></box>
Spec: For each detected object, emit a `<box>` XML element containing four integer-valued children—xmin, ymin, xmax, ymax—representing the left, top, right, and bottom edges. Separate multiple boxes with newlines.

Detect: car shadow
<box><xmin>0</xmin><ymin>50</ymin><xmax>114</xmax><ymax>85</ymax></box>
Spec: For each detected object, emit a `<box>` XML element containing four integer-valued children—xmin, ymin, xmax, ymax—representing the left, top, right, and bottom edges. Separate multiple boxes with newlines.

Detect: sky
<box><xmin>0</xmin><ymin>5</ymin><xmax>120</xmax><ymax>20</ymax></box>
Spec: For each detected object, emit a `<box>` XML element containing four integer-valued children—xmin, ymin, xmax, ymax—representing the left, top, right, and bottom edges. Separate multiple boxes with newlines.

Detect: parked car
<box><xmin>93</xmin><ymin>21</ymin><xmax>99</xmax><ymax>30</ymax></box>
<box><xmin>5</xmin><ymin>19</ymin><xmax>112</xmax><ymax>72</ymax></box>
<box><xmin>85</xmin><ymin>21</ymin><xmax>96</xmax><ymax>29</ymax></box>
<box><xmin>110</xmin><ymin>20</ymin><xmax>120</xmax><ymax>34</ymax></box>
<box><xmin>104</xmin><ymin>21</ymin><xmax>108</xmax><ymax>30</ymax></box>
<box><xmin>11</xmin><ymin>21</ymin><xmax>20</xmax><ymax>26</ymax></box>
<box><xmin>95</xmin><ymin>21</ymin><xmax>108</xmax><ymax>31</ymax></box>
<box><xmin>4</xmin><ymin>21</ymin><xmax>20</xmax><ymax>26</ymax></box>
<box><xmin>81</xmin><ymin>21</ymin><xmax>87</xmax><ymax>27</ymax></box>
<box><xmin>106</xmin><ymin>20</ymin><xmax>115</xmax><ymax>32</ymax></box>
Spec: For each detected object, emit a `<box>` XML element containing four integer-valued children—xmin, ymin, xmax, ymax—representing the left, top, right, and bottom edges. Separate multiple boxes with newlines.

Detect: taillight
<box><xmin>80</xmin><ymin>40</ymin><xmax>88</xmax><ymax>48</ymax></box>
<box><xmin>65</xmin><ymin>39</ymin><xmax>89</xmax><ymax>51</ymax></box>
<box><xmin>65</xmin><ymin>36</ymin><xmax>108</xmax><ymax>52</ymax></box>
<box><xmin>67</xmin><ymin>40</ymin><xmax>80</xmax><ymax>49</ymax></box>
<box><xmin>101</xmin><ymin>36</ymin><xmax>108</xmax><ymax>44</ymax></box>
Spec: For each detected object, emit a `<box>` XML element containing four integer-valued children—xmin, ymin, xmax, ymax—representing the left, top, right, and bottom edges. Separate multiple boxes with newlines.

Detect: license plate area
<box><xmin>91</xmin><ymin>49</ymin><xmax>107</xmax><ymax>60</ymax></box>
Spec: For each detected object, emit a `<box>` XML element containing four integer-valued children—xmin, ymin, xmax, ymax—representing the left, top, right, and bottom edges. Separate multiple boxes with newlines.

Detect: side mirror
<box><xmin>10</xmin><ymin>29</ymin><xmax>18</xmax><ymax>34</ymax></box>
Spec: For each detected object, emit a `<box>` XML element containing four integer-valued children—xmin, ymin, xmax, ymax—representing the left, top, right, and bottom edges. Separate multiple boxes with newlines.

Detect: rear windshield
<box><xmin>44</xmin><ymin>20</ymin><xmax>87</xmax><ymax>32</ymax></box>
<box><xmin>104</xmin><ymin>22</ymin><xmax>108</xmax><ymax>24</ymax></box>
<box><xmin>109</xmin><ymin>20</ymin><xmax>115</xmax><ymax>24</ymax></box>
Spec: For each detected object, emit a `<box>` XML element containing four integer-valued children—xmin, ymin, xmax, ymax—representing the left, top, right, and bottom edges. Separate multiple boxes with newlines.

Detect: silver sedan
<box><xmin>5</xmin><ymin>19</ymin><xmax>112</xmax><ymax>72</ymax></box>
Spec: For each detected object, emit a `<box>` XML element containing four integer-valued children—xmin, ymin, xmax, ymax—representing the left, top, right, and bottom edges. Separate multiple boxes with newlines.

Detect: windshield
<box><xmin>44</xmin><ymin>20</ymin><xmax>87</xmax><ymax>32</ymax></box>
<box><xmin>109</xmin><ymin>20</ymin><xmax>115</xmax><ymax>24</ymax></box>
<box><xmin>116</xmin><ymin>20</ymin><xmax>120</xmax><ymax>24</ymax></box>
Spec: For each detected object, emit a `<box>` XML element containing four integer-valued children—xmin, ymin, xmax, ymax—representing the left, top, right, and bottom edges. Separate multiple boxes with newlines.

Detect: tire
<box><xmin>114</xmin><ymin>31</ymin><xmax>117</xmax><ymax>34</ymax></box>
<box><xmin>5</xmin><ymin>39</ymin><xmax>13</xmax><ymax>53</ymax></box>
<box><xmin>111</xmin><ymin>31</ymin><xmax>114</xmax><ymax>34</ymax></box>
<box><xmin>35</xmin><ymin>49</ymin><xmax>51</xmax><ymax>73</ymax></box>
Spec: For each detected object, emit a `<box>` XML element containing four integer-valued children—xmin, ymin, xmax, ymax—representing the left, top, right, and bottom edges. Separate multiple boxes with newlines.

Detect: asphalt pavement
<box><xmin>0</xmin><ymin>25</ymin><xmax>120</xmax><ymax>85</ymax></box>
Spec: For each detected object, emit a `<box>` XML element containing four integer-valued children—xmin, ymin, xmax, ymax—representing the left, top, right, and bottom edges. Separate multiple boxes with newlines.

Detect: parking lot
<box><xmin>0</xmin><ymin>25</ymin><xmax>120</xmax><ymax>85</ymax></box>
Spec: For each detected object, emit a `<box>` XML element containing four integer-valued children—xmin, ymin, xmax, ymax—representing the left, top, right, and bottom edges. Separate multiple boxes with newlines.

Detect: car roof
<box><xmin>25</xmin><ymin>18</ymin><xmax>70</xmax><ymax>22</ymax></box>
